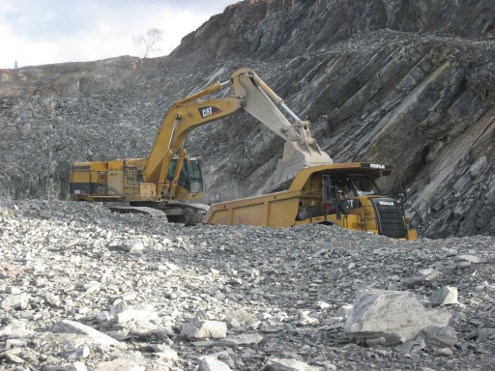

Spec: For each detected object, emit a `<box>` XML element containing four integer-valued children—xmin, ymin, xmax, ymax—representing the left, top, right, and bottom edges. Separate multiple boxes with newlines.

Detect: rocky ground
<box><xmin>1</xmin><ymin>200</ymin><xmax>494</xmax><ymax>370</ymax></box>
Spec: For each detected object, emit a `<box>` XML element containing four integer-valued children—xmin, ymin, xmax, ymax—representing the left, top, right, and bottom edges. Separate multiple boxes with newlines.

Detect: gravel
<box><xmin>1</xmin><ymin>199</ymin><xmax>494</xmax><ymax>370</ymax></box>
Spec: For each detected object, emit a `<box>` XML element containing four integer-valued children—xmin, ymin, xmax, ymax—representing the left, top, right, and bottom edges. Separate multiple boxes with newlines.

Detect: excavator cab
<box><xmin>167</xmin><ymin>157</ymin><xmax>204</xmax><ymax>194</ymax></box>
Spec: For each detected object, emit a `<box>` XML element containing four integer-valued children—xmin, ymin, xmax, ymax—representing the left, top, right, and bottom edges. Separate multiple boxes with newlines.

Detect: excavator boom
<box><xmin>230</xmin><ymin>68</ymin><xmax>332</xmax><ymax>189</ymax></box>
<box><xmin>142</xmin><ymin>68</ymin><xmax>332</xmax><ymax>197</ymax></box>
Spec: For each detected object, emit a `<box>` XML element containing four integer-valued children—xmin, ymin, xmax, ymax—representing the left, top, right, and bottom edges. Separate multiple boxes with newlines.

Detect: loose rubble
<box><xmin>1</xmin><ymin>199</ymin><xmax>494</xmax><ymax>370</ymax></box>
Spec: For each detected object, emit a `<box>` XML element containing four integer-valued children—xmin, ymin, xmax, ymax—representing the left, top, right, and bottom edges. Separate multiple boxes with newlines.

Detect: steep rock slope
<box><xmin>0</xmin><ymin>0</ymin><xmax>494</xmax><ymax>238</ymax></box>
<box><xmin>173</xmin><ymin>0</ymin><xmax>494</xmax><ymax>64</ymax></box>
<box><xmin>175</xmin><ymin>0</ymin><xmax>495</xmax><ymax>237</ymax></box>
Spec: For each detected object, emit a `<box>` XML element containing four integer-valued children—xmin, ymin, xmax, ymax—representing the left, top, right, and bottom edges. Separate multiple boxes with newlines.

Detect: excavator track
<box><xmin>129</xmin><ymin>201</ymin><xmax>209</xmax><ymax>225</ymax></box>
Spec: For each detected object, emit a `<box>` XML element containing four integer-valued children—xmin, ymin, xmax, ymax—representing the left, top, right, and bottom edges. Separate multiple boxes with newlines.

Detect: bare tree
<box><xmin>134</xmin><ymin>28</ymin><xmax>163</xmax><ymax>58</ymax></box>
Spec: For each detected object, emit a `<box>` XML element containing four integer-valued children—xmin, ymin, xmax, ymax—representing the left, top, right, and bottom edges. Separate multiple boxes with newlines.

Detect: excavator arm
<box><xmin>143</xmin><ymin>68</ymin><xmax>332</xmax><ymax>200</ymax></box>
<box><xmin>230</xmin><ymin>68</ymin><xmax>332</xmax><ymax>189</ymax></box>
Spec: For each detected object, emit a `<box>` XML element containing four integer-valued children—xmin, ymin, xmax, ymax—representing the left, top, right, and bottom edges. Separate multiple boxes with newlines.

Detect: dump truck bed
<box><xmin>203</xmin><ymin>189</ymin><xmax>303</xmax><ymax>227</ymax></box>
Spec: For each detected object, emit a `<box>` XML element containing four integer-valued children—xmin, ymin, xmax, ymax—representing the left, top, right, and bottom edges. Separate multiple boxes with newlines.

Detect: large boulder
<box><xmin>344</xmin><ymin>290</ymin><xmax>452</xmax><ymax>345</ymax></box>
<box><xmin>180</xmin><ymin>320</ymin><xmax>227</xmax><ymax>339</ymax></box>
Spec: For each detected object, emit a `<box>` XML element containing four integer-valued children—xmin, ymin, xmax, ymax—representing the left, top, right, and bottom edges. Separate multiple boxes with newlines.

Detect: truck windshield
<box><xmin>350</xmin><ymin>175</ymin><xmax>380</xmax><ymax>196</ymax></box>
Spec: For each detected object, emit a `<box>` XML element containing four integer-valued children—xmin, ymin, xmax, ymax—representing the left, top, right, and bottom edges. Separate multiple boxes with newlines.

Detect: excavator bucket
<box><xmin>271</xmin><ymin>140</ymin><xmax>332</xmax><ymax>191</ymax></box>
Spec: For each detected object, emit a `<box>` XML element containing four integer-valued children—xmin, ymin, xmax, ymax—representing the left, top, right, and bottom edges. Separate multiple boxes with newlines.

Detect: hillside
<box><xmin>0</xmin><ymin>0</ymin><xmax>494</xmax><ymax>239</ymax></box>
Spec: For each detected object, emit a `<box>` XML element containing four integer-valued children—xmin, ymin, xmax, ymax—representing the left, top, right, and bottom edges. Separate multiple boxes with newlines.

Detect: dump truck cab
<box><xmin>204</xmin><ymin>162</ymin><xmax>417</xmax><ymax>240</ymax></box>
<box><xmin>294</xmin><ymin>163</ymin><xmax>414</xmax><ymax>239</ymax></box>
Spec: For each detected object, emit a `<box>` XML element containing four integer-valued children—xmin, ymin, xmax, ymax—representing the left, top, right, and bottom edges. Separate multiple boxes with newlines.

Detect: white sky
<box><xmin>0</xmin><ymin>0</ymin><xmax>238</xmax><ymax>69</ymax></box>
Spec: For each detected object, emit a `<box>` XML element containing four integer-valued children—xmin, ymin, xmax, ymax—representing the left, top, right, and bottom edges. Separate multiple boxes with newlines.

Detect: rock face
<box><xmin>173</xmin><ymin>0</ymin><xmax>495</xmax><ymax>64</ymax></box>
<box><xmin>1</xmin><ymin>199</ymin><xmax>495</xmax><ymax>369</ymax></box>
<box><xmin>0</xmin><ymin>1</ymin><xmax>494</xmax><ymax>239</ymax></box>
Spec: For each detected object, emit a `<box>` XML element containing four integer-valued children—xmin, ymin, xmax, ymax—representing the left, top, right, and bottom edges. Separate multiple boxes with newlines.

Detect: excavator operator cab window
<box><xmin>185</xmin><ymin>159</ymin><xmax>204</xmax><ymax>193</ymax></box>
<box><xmin>167</xmin><ymin>157</ymin><xmax>204</xmax><ymax>193</ymax></box>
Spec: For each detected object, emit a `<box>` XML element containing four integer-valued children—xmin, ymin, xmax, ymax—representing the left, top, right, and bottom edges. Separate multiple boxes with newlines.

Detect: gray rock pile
<box><xmin>1</xmin><ymin>199</ymin><xmax>495</xmax><ymax>370</ymax></box>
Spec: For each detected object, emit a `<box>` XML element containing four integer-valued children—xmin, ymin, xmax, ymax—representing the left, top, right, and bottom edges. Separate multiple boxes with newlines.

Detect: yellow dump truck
<box><xmin>204</xmin><ymin>162</ymin><xmax>417</xmax><ymax>240</ymax></box>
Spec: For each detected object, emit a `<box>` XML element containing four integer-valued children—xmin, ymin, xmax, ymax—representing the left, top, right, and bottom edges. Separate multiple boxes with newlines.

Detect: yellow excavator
<box><xmin>69</xmin><ymin>68</ymin><xmax>330</xmax><ymax>222</ymax></box>
<box><xmin>70</xmin><ymin>68</ymin><xmax>416</xmax><ymax>239</ymax></box>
